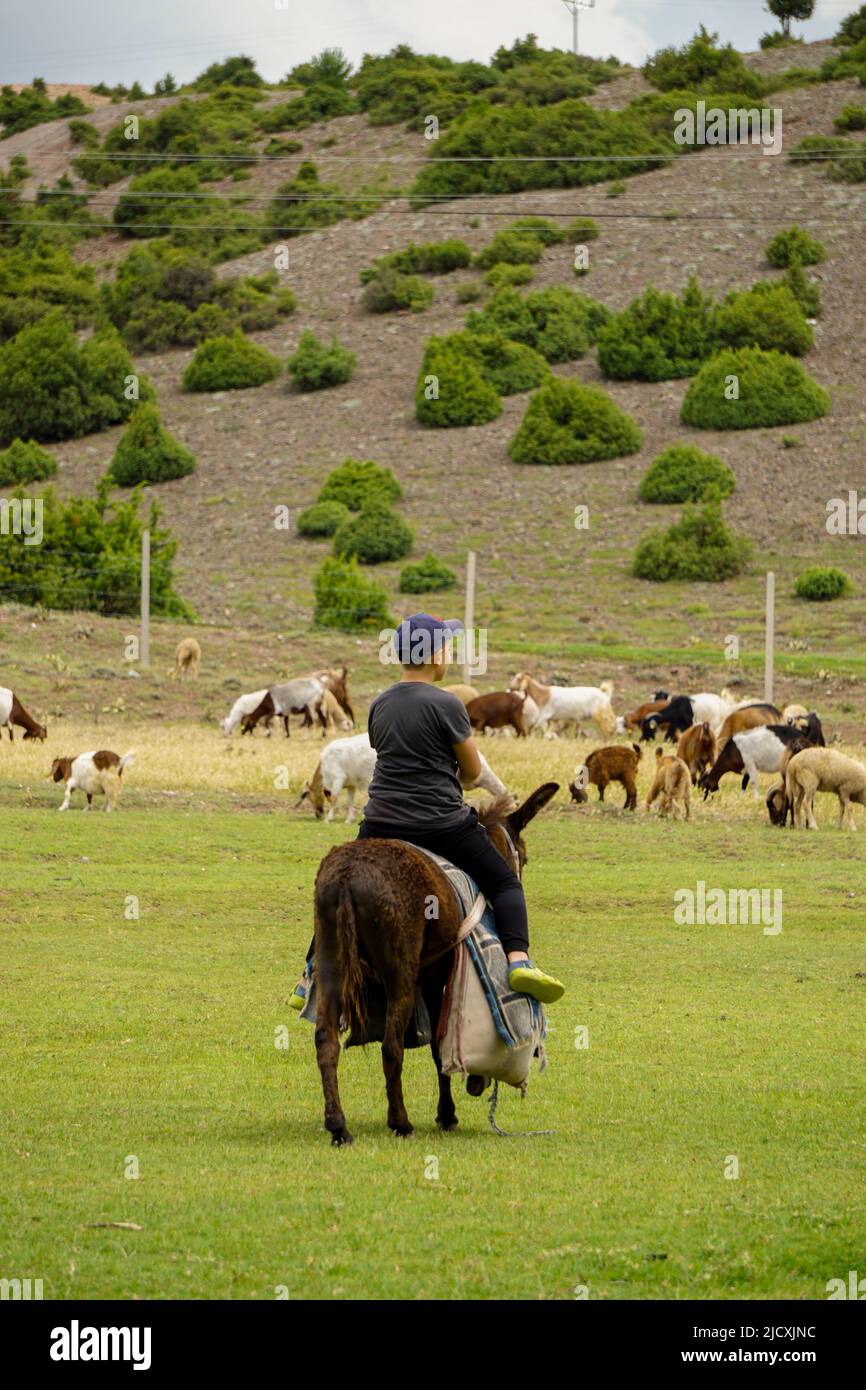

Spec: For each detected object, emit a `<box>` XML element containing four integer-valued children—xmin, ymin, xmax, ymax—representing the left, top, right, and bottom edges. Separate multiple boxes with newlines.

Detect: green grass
<box><xmin>2</xmin><ymin>802</ymin><xmax>863</xmax><ymax>1300</ymax></box>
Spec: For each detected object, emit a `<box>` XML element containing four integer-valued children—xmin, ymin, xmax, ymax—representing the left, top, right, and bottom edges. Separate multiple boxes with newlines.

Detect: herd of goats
<box><xmin>2</xmin><ymin>648</ymin><xmax>865</xmax><ymax>830</ymax></box>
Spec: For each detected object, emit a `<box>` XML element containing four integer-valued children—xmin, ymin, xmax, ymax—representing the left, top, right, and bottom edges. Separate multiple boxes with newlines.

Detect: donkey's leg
<box><xmin>315</xmin><ymin>963</ymin><xmax>353</xmax><ymax>1146</ymax></box>
<box><xmin>381</xmin><ymin>991</ymin><xmax>416</xmax><ymax>1137</ymax></box>
<box><xmin>420</xmin><ymin>976</ymin><xmax>457</xmax><ymax>1131</ymax></box>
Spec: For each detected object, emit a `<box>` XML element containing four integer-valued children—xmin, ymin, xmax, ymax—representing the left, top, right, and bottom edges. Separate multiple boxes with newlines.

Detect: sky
<box><xmin>0</xmin><ymin>0</ymin><xmax>850</xmax><ymax>87</ymax></box>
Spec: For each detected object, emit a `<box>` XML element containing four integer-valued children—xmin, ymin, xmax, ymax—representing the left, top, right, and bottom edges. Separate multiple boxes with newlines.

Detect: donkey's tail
<box><xmin>336</xmin><ymin>879</ymin><xmax>366</xmax><ymax>1038</ymax></box>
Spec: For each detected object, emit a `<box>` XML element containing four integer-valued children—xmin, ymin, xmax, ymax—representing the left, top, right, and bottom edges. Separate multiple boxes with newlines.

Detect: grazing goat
<box><xmin>616</xmin><ymin>691</ymin><xmax>669</xmax><ymax>737</ymax></box>
<box><xmin>296</xmin><ymin>734</ymin><xmax>509</xmax><ymax>823</ymax></box>
<box><xmin>314</xmin><ymin>666</ymin><xmax>355</xmax><ymax>724</ymax></box>
<box><xmin>714</xmin><ymin>702</ymin><xmax>782</xmax><ymax>751</ymax></box>
<box><xmin>676</xmin><ymin>722</ymin><xmax>718</xmax><ymax>785</ymax></box>
<box><xmin>570</xmin><ymin>743</ymin><xmax>641</xmax><ymax>811</ymax></box>
<box><xmin>765</xmin><ymin>738</ymin><xmax>808</xmax><ymax>827</ymax></box>
<box><xmin>642</xmin><ymin>691</ymin><xmax>735</xmax><ymax>743</ymax></box>
<box><xmin>170</xmin><ymin>637</ymin><xmax>200</xmax><ymax>679</ymax></box>
<box><xmin>510</xmin><ymin>672</ymin><xmax>616</xmax><ymax>737</ymax></box>
<box><xmin>51</xmin><ymin>750</ymin><xmax>134</xmax><ymax>812</ymax></box>
<box><xmin>0</xmin><ymin>686</ymin><xmax>46</xmax><ymax>741</ymax></box>
<box><xmin>221</xmin><ymin>689</ymin><xmax>270</xmax><ymax>737</ymax></box>
<box><xmin>242</xmin><ymin>678</ymin><xmax>327</xmax><ymax>737</ymax></box>
<box><xmin>466</xmin><ymin>691</ymin><xmax>526</xmax><ymax>737</ymax></box>
<box><xmin>700</xmin><ymin>723</ymin><xmax>819</xmax><ymax>800</ymax></box>
<box><xmin>782</xmin><ymin>704</ymin><xmax>808</xmax><ymax>725</ymax></box>
<box><xmin>442</xmin><ymin>683</ymin><xmax>480</xmax><ymax>707</ymax></box>
<box><xmin>785</xmin><ymin>747</ymin><xmax>866</xmax><ymax>831</ymax></box>
<box><xmin>320</xmin><ymin>687</ymin><xmax>354</xmax><ymax>733</ymax></box>
<box><xmin>646</xmin><ymin>749</ymin><xmax>691</xmax><ymax>820</ymax></box>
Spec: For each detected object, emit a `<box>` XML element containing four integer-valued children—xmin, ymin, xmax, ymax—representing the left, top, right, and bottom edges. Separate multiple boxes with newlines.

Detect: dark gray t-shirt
<box><xmin>364</xmin><ymin>682</ymin><xmax>472</xmax><ymax>828</ymax></box>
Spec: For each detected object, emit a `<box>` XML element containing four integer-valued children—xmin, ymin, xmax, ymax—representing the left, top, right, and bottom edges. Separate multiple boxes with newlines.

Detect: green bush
<box><xmin>109</xmin><ymin>404</ymin><xmax>196</xmax><ymax>485</ymax></box>
<box><xmin>362</xmin><ymin>269</ymin><xmax>434</xmax><ymax>313</ymax></box>
<box><xmin>124</xmin><ymin>301</ymin><xmax>198</xmax><ymax>351</ymax></box>
<box><xmin>313</xmin><ymin>556</ymin><xmax>392</xmax><ymax>631</ymax></box>
<box><xmin>567</xmin><ymin>216</ymin><xmax>601</xmax><ymax>242</ymax></box>
<box><xmin>835</xmin><ymin>6</ymin><xmax>866</xmax><ymax>45</ymax></box>
<box><xmin>0</xmin><ymin>313</ymin><xmax>152</xmax><ymax>445</ymax></box>
<box><xmin>317</xmin><ymin>458</ymin><xmax>402</xmax><ymax>511</ymax></box>
<box><xmin>360</xmin><ymin>240</ymin><xmax>473</xmax><ymax>283</ymax></box>
<box><xmin>834</xmin><ymin>103</ymin><xmax>866</xmax><ymax>130</ymax></box>
<box><xmin>483</xmin><ymin>263</ymin><xmax>534</xmax><ymax>290</ymax></box>
<box><xmin>638</xmin><ymin>444</ymin><xmax>735</xmax><ymax>504</ymax></box>
<box><xmin>681</xmin><ymin>348</ymin><xmax>830</xmax><ymax>429</ymax></box>
<box><xmin>0</xmin><ymin>477</ymin><xmax>192</xmax><ymax>617</ymax></box>
<box><xmin>445</xmin><ymin>331</ymin><xmax>549</xmax><ymax>395</ymax></box>
<box><xmin>783</xmin><ymin>260</ymin><xmax>822</xmax><ymax>317</ymax></box>
<box><xmin>508</xmin><ymin>378</ymin><xmax>642</xmax><ymax>465</ymax></box>
<box><xmin>68</xmin><ymin>118</ymin><xmax>99</xmax><ymax>147</ymax></box>
<box><xmin>399</xmin><ymin>553</ymin><xmax>457</xmax><ymax>593</ymax></box>
<box><xmin>597</xmin><ymin>278</ymin><xmax>718</xmax><ymax>381</ymax></box>
<box><xmin>286</xmin><ymin>331</ymin><xmax>356</xmax><ymax>391</ymax></box>
<box><xmin>267</xmin><ymin>161</ymin><xmax>374</xmax><ymax>239</ymax></box>
<box><xmin>0</xmin><ymin>244</ymin><xmax>99</xmax><ymax>343</ymax></box>
<box><xmin>508</xmin><ymin>216</ymin><xmax>566</xmax><ymax>245</ymax></box>
<box><xmin>456</xmin><ymin>282</ymin><xmax>482</xmax><ymax>303</ymax></box>
<box><xmin>759</xmin><ymin>31</ymin><xmax>802</xmax><ymax>50</ymax></box>
<box><xmin>467</xmin><ymin>286</ymin><xmax>608</xmax><ymax>363</ymax></box>
<box><xmin>182</xmin><ymin>332</ymin><xmax>282</xmax><ymax>392</ymax></box>
<box><xmin>474</xmin><ymin>230</ymin><xmax>545</xmax><ymax>269</ymax></box>
<box><xmin>0</xmin><ymin>437</ymin><xmax>57</xmax><ymax>486</ymax></box>
<box><xmin>333</xmin><ymin>500</ymin><xmax>413</xmax><ymax>564</ymax></box>
<box><xmin>794</xmin><ymin>566</ymin><xmax>852</xmax><ymax>601</ymax></box>
<box><xmin>820</xmin><ymin>34</ymin><xmax>866</xmax><ymax>79</ymax></box>
<box><xmin>643</xmin><ymin>26</ymin><xmax>765</xmax><ymax>97</ymax></box>
<box><xmin>716</xmin><ymin>282</ymin><xmax>813</xmax><ymax>356</ymax></box>
<box><xmin>416</xmin><ymin>337</ymin><xmax>501</xmax><ymax>427</ymax></box>
<box><xmin>765</xmin><ymin>225</ymin><xmax>825</xmax><ymax>267</ymax></box>
<box><xmin>297</xmin><ymin>500</ymin><xmax>351</xmax><ymax>537</ymax></box>
<box><xmin>632</xmin><ymin>499</ymin><xmax>751</xmax><ymax>582</ymax></box>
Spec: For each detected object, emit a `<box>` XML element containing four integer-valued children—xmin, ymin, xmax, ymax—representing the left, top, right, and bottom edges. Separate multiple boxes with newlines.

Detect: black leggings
<box><xmin>355</xmin><ymin>808</ymin><xmax>530</xmax><ymax>955</ymax></box>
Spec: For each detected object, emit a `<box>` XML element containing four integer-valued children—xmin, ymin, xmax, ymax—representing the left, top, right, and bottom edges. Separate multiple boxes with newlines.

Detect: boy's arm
<box><xmin>453</xmin><ymin>736</ymin><xmax>482</xmax><ymax>787</ymax></box>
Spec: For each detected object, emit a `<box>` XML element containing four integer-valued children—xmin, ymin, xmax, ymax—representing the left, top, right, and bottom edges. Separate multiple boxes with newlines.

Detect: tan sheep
<box><xmin>785</xmin><ymin>747</ymin><xmax>866</xmax><ymax>830</ymax></box>
<box><xmin>646</xmin><ymin>748</ymin><xmax>691</xmax><ymax>821</ymax></box>
<box><xmin>442</xmin><ymin>683</ymin><xmax>480</xmax><ymax>707</ymax></box>
<box><xmin>170</xmin><ymin>637</ymin><xmax>201</xmax><ymax>679</ymax></box>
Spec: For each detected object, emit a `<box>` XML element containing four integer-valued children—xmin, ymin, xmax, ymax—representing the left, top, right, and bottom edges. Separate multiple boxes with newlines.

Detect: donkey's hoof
<box><xmin>436</xmin><ymin>1114</ymin><xmax>459</xmax><ymax>1132</ymax></box>
<box><xmin>390</xmin><ymin>1122</ymin><xmax>414</xmax><ymax>1138</ymax></box>
<box><xmin>330</xmin><ymin>1128</ymin><xmax>354</xmax><ymax>1147</ymax></box>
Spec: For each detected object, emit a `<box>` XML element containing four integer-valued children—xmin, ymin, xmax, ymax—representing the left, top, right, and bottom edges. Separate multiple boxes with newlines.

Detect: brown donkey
<box><xmin>312</xmin><ymin>782</ymin><xmax>558</xmax><ymax>1146</ymax></box>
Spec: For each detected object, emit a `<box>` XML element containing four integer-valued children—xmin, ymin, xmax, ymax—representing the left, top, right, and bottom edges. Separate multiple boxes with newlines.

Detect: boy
<box><xmin>291</xmin><ymin>613</ymin><xmax>563</xmax><ymax>1010</ymax></box>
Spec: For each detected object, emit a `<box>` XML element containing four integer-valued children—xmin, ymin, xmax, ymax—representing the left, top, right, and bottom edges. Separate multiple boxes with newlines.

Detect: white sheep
<box><xmin>785</xmin><ymin>747</ymin><xmax>866</xmax><ymax>830</ymax></box>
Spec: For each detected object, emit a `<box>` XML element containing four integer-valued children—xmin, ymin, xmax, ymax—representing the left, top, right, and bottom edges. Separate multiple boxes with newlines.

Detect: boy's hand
<box><xmin>454</xmin><ymin>736</ymin><xmax>482</xmax><ymax>786</ymax></box>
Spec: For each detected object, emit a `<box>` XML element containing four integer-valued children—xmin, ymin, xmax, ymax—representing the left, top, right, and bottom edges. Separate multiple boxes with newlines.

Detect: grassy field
<box><xmin>2</xmin><ymin>783</ymin><xmax>864</xmax><ymax>1300</ymax></box>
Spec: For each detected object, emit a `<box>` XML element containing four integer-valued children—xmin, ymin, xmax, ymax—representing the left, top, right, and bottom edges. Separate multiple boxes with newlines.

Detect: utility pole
<box><xmin>140</xmin><ymin>528</ymin><xmax>150</xmax><ymax>670</ymax></box>
<box><xmin>561</xmin><ymin>0</ymin><xmax>595</xmax><ymax>60</ymax></box>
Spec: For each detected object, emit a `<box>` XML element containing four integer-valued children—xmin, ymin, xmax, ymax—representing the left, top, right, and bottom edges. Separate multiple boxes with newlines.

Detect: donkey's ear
<box><xmin>508</xmin><ymin>781</ymin><xmax>558</xmax><ymax>836</ymax></box>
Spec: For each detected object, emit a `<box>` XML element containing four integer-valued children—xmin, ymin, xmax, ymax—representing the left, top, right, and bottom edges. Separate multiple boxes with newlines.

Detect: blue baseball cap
<box><xmin>394</xmin><ymin>613</ymin><xmax>463</xmax><ymax>665</ymax></box>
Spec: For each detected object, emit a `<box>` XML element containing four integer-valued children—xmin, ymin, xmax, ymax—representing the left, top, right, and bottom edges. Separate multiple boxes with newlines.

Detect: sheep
<box><xmin>170</xmin><ymin>637</ymin><xmax>200</xmax><ymax>679</ymax></box>
<box><xmin>0</xmin><ymin>686</ymin><xmax>46</xmax><ymax>741</ymax></box>
<box><xmin>785</xmin><ymin>747</ymin><xmax>866</xmax><ymax>830</ymax></box>
<box><xmin>766</xmin><ymin>738</ymin><xmax>812</xmax><ymax>825</ymax></box>
<box><xmin>296</xmin><ymin>734</ymin><xmax>509</xmax><ymax>823</ymax></box>
<box><xmin>220</xmin><ymin>689</ymin><xmax>270</xmax><ymax>737</ymax></box>
<box><xmin>676</xmin><ymin>722</ymin><xmax>718</xmax><ymax>785</ymax></box>
<box><xmin>646</xmin><ymin>748</ymin><xmax>691</xmax><ymax>820</ymax></box>
<box><xmin>442</xmin><ymin>683</ymin><xmax>480</xmax><ymax>707</ymax></box>
<box><xmin>313</xmin><ymin>666</ymin><xmax>355</xmax><ymax>724</ymax></box>
<box><xmin>714</xmin><ymin>702</ymin><xmax>782</xmax><ymax>752</ymax></box>
<box><xmin>466</xmin><ymin>691</ymin><xmax>526</xmax><ymax>737</ymax></box>
<box><xmin>510</xmin><ymin>672</ymin><xmax>616</xmax><ymax>738</ymax></box>
<box><xmin>782</xmin><ymin>704</ymin><xmax>809</xmax><ymax>725</ymax></box>
<box><xmin>50</xmin><ymin>750</ymin><xmax>134</xmax><ymax>812</ymax></box>
<box><xmin>570</xmin><ymin>743</ymin><xmax>641</xmax><ymax>811</ymax></box>
<box><xmin>700</xmin><ymin>723</ymin><xmax>815</xmax><ymax>800</ymax></box>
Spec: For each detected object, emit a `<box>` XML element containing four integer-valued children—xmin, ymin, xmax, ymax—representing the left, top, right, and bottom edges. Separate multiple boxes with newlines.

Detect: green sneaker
<box><xmin>508</xmin><ymin>959</ymin><xmax>565</xmax><ymax>1005</ymax></box>
<box><xmin>289</xmin><ymin>981</ymin><xmax>307</xmax><ymax>1013</ymax></box>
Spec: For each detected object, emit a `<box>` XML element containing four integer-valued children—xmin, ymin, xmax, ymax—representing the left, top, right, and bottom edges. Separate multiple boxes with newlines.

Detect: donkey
<box><xmin>312</xmin><ymin>782</ymin><xmax>559</xmax><ymax>1146</ymax></box>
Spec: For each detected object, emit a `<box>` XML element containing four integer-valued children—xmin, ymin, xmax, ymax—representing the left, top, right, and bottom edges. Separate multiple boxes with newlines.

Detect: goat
<box><xmin>570</xmin><ymin>743</ymin><xmax>641</xmax><ymax>811</ymax></box>
<box><xmin>782</xmin><ymin>704</ymin><xmax>808</xmax><ymax>725</ymax></box>
<box><xmin>676</xmin><ymin>722</ymin><xmax>718</xmax><ymax>785</ymax></box>
<box><xmin>314</xmin><ymin>666</ymin><xmax>355</xmax><ymax>724</ymax></box>
<box><xmin>766</xmin><ymin>739</ymin><xmax>808</xmax><ymax>826</ymax></box>
<box><xmin>700</xmin><ymin>723</ymin><xmax>817</xmax><ymax>800</ymax></box>
<box><xmin>320</xmin><ymin>687</ymin><xmax>354</xmax><ymax>733</ymax></box>
<box><xmin>170</xmin><ymin>637</ymin><xmax>200</xmax><ymax>679</ymax></box>
<box><xmin>0</xmin><ymin>686</ymin><xmax>47</xmax><ymax>741</ymax></box>
<box><xmin>221</xmin><ymin>689</ymin><xmax>270</xmax><ymax>737</ymax></box>
<box><xmin>646</xmin><ymin>748</ymin><xmax>691</xmax><ymax>820</ymax></box>
<box><xmin>241</xmin><ymin>678</ymin><xmax>327</xmax><ymax>737</ymax></box>
<box><xmin>50</xmin><ymin>750</ymin><xmax>134</xmax><ymax>812</ymax></box>
<box><xmin>785</xmin><ymin>747</ymin><xmax>866</xmax><ymax>830</ymax></box>
<box><xmin>616</xmin><ymin>691</ymin><xmax>669</xmax><ymax>737</ymax></box>
<box><xmin>714</xmin><ymin>702</ymin><xmax>782</xmax><ymax>752</ymax></box>
<box><xmin>466</xmin><ymin>691</ymin><xmax>526</xmax><ymax>737</ymax></box>
<box><xmin>441</xmin><ymin>683</ymin><xmax>480</xmax><ymax>707</ymax></box>
<box><xmin>642</xmin><ymin>691</ymin><xmax>736</xmax><ymax>743</ymax></box>
<box><xmin>510</xmin><ymin>672</ymin><xmax>616</xmax><ymax>737</ymax></box>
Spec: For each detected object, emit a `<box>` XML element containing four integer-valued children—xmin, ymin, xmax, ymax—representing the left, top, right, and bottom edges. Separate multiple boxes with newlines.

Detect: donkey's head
<box><xmin>478</xmin><ymin>782</ymin><xmax>558</xmax><ymax>872</ymax></box>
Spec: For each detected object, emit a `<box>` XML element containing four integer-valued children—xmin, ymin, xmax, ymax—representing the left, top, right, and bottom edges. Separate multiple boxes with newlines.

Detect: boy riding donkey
<box><xmin>291</xmin><ymin>613</ymin><xmax>564</xmax><ymax>1011</ymax></box>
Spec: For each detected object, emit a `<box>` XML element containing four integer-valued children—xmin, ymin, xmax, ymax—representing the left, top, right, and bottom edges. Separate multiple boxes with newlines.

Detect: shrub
<box><xmin>0</xmin><ymin>313</ymin><xmax>152</xmax><ymax>445</ymax></box>
<box><xmin>632</xmin><ymin>499</ymin><xmax>751</xmax><ymax>582</ymax></box>
<box><xmin>286</xmin><ymin>330</ymin><xmax>356</xmax><ymax>391</ymax></box>
<box><xmin>597</xmin><ymin>278</ymin><xmax>718</xmax><ymax>381</ymax></box>
<box><xmin>0</xmin><ymin>437</ymin><xmax>57</xmax><ymax>486</ymax></box>
<box><xmin>68</xmin><ymin>118</ymin><xmax>99</xmax><ymax>147</ymax></box>
<box><xmin>508</xmin><ymin>216</ymin><xmax>566</xmax><ymax>245</ymax></box>
<box><xmin>313</xmin><ymin>556</ymin><xmax>392</xmax><ymax>630</ymax></box>
<box><xmin>399</xmin><ymin>553</ymin><xmax>457</xmax><ymax>593</ymax></box>
<box><xmin>466</xmin><ymin>286</ymin><xmax>608</xmax><ymax>363</ymax></box>
<box><xmin>415</xmin><ymin>337</ymin><xmax>501</xmax><ymax>427</ymax></box>
<box><xmin>794</xmin><ymin>565</ymin><xmax>851</xmax><ymax>600</ymax></box>
<box><xmin>639</xmin><ymin>444</ymin><xmax>735</xmax><ymax>504</ymax></box>
<box><xmin>834</xmin><ymin>103</ymin><xmax>866</xmax><ymax>130</ymax></box>
<box><xmin>765</xmin><ymin>225</ymin><xmax>825</xmax><ymax>267</ymax></box>
<box><xmin>681</xmin><ymin>348</ymin><xmax>830</xmax><ymax>429</ymax></box>
<box><xmin>836</xmin><ymin>6</ymin><xmax>866</xmax><ymax>45</ymax></box>
<box><xmin>716</xmin><ymin>282</ymin><xmax>812</xmax><ymax>356</ymax></box>
<box><xmin>456</xmin><ymin>282</ymin><xmax>482</xmax><ymax>303</ymax></box>
<box><xmin>318</xmin><ymin>458</ymin><xmax>402</xmax><ymax>511</ymax></box>
<box><xmin>508</xmin><ymin>378</ymin><xmax>642</xmax><ymax>465</ymax></box>
<box><xmin>297</xmin><ymin>500</ymin><xmax>351</xmax><ymax>537</ymax></box>
<box><xmin>783</xmin><ymin>260</ymin><xmax>822</xmax><ymax>317</ymax></box>
<box><xmin>483</xmin><ymin>263</ymin><xmax>534</xmax><ymax>290</ymax></box>
<box><xmin>125</xmin><ymin>301</ymin><xmax>198</xmax><ymax>351</ymax></box>
<box><xmin>109</xmin><ymin>404</ymin><xmax>196</xmax><ymax>485</ymax></box>
<box><xmin>333</xmin><ymin>500</ymin><xmax>413</xmax><ymax>564</ymax></box>
<box><xmin>362</xmin><ymin>269</ymin><xmax>434</xmax><ymax>313</ymax></box>
<box><xmin>182</xmin><ymin>332</ymin><xmax>282</xmax><ymax>392</ymax></box>
<box><xmin>445</xmin><ymin>331</ymin><xmax>549</xmax><ymax>395</ymax></box>
<box><xmin>474</xmin><ymin>229</ymin><xmax>545</xmax><ymax>269</ymax></box>
<box><xmin>567</xmin><ymin>216</ymin><xmax>601</xmax><ymax>241</ymax></box>
<box><xmin>360</xmin><ymin>240</ymin><xmax>473</xmax><ymax>283</ymax></box>
<box><xmin>267</xmin><ymin>161</ymin><xmax>373</xmax><ymax>239</ymax></box>
<box><xmin>643</xmin><ymin>26</ymin><xmax>765</xmax><ymax>97</ymax></box>
<box><xmin>759</xmin><ymin>31</ymin><xmax>802</xmax><ymax>49</ymax></box>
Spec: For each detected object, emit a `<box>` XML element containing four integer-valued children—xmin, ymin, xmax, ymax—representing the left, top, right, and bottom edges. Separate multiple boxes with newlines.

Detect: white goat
<box><xmin>221</xmin><ymin>690</ymin><xmax>269</xmax><ymax>737</ymax></box>
<box><xmin>510</xmin><ymin>672</ymin><xmax>616</xmax><ymax>737</ymax></box>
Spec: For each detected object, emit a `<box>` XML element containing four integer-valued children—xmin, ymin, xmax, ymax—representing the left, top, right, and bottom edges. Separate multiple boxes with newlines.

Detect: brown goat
<box><xmin>0</xmin><ymin>687</ymin><xmax>47</xmax><ymax>741</ymax></box>
<box><xmin>170</xmin><ymin>637</ymin><xmax>200</xmax><ymax>679</ymax></box>
<box><xmin>716</xmin><ymin>702</ymin><xmax>781</xmax><ymax>751</ymax></box>
<box><xmin>570</xmin><ymin>743</ymin><xmax>641</xmax><ymax>811</ymax></box>
<box><xmin>646</xmin><ymin>748</ymin><xmax>691</xmax><ymax>820</ymax></box>
<box><xmin>676</xmin><ymin>722</ymin><xmax>718</xmax><ymax>785</ymax></box>
<box><xmin>466</xmin><ymin>691</ymin><xmax>526</xmax><ymax>737</ymax></box>
<box><xmin>315</xmin><ymin>666</ymin><xmax>355</xmax><ymax>724</ymax></box>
